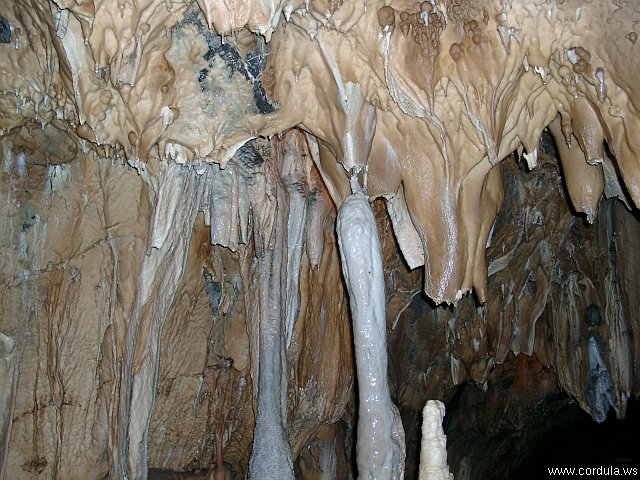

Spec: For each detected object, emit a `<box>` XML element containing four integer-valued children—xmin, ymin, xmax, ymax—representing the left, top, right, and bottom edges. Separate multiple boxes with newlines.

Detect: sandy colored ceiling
<box><xmin>3</xmin><ymin>0</ymin><xmax>639</xmax><ymax>302</ymax></box>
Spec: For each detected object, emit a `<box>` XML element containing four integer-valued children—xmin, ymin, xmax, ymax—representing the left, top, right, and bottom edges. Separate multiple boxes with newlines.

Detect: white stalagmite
<box><xmin>336</xmin><ymin>179</ymin><xmax>405</xmax><ymax>480</ymax></box>
<box><xmin>418</xmin><ymin>400</ymin><xmax>453</xmax><ymax>480</ymax></box>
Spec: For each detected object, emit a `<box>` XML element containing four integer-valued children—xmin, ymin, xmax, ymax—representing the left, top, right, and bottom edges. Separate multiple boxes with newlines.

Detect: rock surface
<box><xmin>1</xmin><ymin>0</ymin><xmax>640</xmax><ymax>478</ymax></box>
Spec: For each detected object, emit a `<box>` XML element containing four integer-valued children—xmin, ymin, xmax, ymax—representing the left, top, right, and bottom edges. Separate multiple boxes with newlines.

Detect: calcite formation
<box><xmin>337</xmin><ymin>182</ymin><xmax>405</xmax><ymax>479</ymax></box>
<box><xmin>1</xmin><ymin>0</ymin><xmax>640</xmax><ymax>478</ymax></box>
<box><xmin>418</xmin><ymin>400</ymin><xmax>452</xmax><ymax>480</ymax></box>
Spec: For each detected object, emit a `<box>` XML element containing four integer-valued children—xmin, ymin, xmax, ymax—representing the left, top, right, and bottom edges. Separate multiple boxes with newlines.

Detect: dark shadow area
<box><xmin>512</xmin><ymin>396</ymin><xmax>640</xmax><ymax>479</ymax></box>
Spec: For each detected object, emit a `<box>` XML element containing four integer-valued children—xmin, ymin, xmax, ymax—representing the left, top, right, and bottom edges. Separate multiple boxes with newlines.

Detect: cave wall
<box><xmin>2</xmin><ymin>0</ymin><xmax>640</xmax><ymax>478</ymax></box>
<box><xmin>0</xmin><ymin>134</ymin><xmax>355</xmax><ymax>478</ymax></box>
<box><xmin>387</xmin><ymin>136</ymin><xmax>640</xmax><ymax>477</ymax></box>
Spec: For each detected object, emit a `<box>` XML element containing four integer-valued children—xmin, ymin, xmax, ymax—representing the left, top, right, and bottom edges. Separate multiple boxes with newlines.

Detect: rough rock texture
<box><xmin>0</xmin><ymin>132</ymin><xmax>354</xmax><ymax>479</ymax></box>
<box><xmin>388</xmin><ymin>137</ymin><xmax>640</xmax><ymax>476</ymax></box>
<box><xmin>259</xmin><ymin>1</ymin><xmax>602</xmax><ymax>303</ymax></box>
<box><xmin>444</xmin><ymin>352</ymin><xmax>570</xmax><ymax>479</ymax></box>
<box><xmin>2</xmin><ymin>0</ymin><xmax>640</xmax><ymax>478</ymax></box>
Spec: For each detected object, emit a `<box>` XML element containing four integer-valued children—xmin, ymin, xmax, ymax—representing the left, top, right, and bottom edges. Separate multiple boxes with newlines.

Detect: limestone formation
<box><xmin>418</xmin><ymin>400</ymin><xmax>452</xmax><ymax>480</ymax></box>
<box><xmin>1</xmin><ymin>0</ymin><xmax>640</xmax><ymax>478</ymax></box>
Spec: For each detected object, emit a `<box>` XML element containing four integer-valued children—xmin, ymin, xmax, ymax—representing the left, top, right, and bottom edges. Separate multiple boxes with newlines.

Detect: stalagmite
<box><xmin>337</xmin><ymin>177</ymin><xmax>405</xmax><ymax>479</ymax></box>
<box><xmin>418</xmin><ymin>400</ymin><xmax>453</xmax><ymax>480</ymax></box>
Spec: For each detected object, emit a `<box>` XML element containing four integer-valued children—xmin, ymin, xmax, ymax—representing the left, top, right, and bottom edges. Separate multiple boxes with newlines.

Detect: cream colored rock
<box><xmin>2</xmin><ymin>0</ymin><xmax>640</xmax><ymax>478</ymax></box>
<box><xmin>418</xmin><ymin>400</ymin><xmax>453</xmax><ymax>480</ymax></box>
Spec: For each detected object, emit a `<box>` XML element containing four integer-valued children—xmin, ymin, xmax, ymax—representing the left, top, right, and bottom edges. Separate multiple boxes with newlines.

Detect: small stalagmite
<box><xmin>418</xmin><ymin>400</ymin><xmax>453</xmax><ymax>480</ymax></box>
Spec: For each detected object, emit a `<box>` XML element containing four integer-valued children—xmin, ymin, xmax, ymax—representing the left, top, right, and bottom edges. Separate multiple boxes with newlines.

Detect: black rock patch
<box><xmin>0</xmin><ymin>16</ymin><xmax>11</xmax><ymax>44</ymax></box>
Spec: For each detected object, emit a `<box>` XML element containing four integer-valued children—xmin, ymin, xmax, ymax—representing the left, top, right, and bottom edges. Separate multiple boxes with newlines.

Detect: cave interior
<box><xmin>1</xmin><ymin>0</ymin><xmax>640</xmax><ymax>478</ymax></box>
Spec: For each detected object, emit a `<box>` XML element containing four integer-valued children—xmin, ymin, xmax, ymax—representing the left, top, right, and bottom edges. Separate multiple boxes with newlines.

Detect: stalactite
<box><xmin>281</xmin><ymin>132</ymin><xmax>307</xmax><ymax>348</ymax></box>
<box><xmin>247</xmin><ymin>185</ymin><xmax>295</xmax><ymax>480</ymax></box>
<box><xmin>117</xmin><ymin>163</ymin><xmax>205</xmax><ymax>479</ymax></box>
<box><xmin>337</xmin><ymin>178</ymin><xmax>405</xmax><ymax>479</ymax></box>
